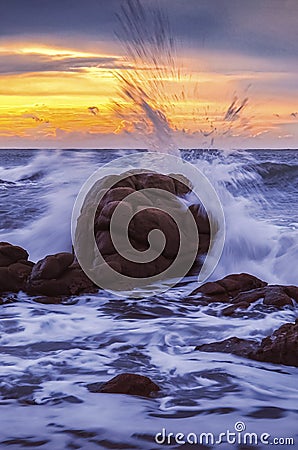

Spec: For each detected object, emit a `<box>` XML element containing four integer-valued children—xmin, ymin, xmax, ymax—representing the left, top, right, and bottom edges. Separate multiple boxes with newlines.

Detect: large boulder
<box><xmin>0</xmin><ymin>243</ymin><xmax>33</xmax><ymax>293</ymax></box>
<box><xmin>27</xmin><ymin>253</ymin><xmax>96</xmax><ymax>297</ymax></box>
<box><xmin>0</xmin><ymin>242</ymin><xmax>29</xmax><ymax>267</ymax></box>
<box><xmin>75</xmin><ymin>170</ymin><xmax>211</xmax><ymax>285</ymax></box>
<box><xmin>87</xmin><ymin>373</ymin><xmax>160</xmax><ymax>397</ymax></box>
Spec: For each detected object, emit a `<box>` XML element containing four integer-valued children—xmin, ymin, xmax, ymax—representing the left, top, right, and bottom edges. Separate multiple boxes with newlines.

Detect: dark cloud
<box><xmin>0</xmin><ymin>0</ymin><xmax>297</xmax><ymax>61</ymax></box>
<box><xmin>0</xmin><ymin>53</ymin><xmax>124</xmax><ymax>75</ymax></box>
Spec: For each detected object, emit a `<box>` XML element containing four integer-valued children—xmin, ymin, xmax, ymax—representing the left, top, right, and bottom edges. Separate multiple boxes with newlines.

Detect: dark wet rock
<box><xmin>190</xmin><ymin>273</ymin><xmax>297</xmax><ymax>314</ymax></box>
<box><xmin>196</xmin><ymin>337</ymin><xmax>258</xmax><ymax>358</ymax></box>
<box><xmin>27</xmin><ymin>252</ymin><xmax>96</xmax><ymax>296</ymax></box>
<box><xmin>87</xmin><ymin>373</ymin><xmax>160</xmax><ymax>397</ymax></box>
<box><xmin>253</xmin><ymin>319</ymin><xmax>298</xmax><ymax>367</ymax></box>
<box><xmin>191</xmin><ymin>273</ymin><xmax>267</xmax><ymax>302</ymax></box>
<box><xmin>284</xmin><ymin>286</ymin><xmax>298</xmax><ymax>302</ymax></box>
<box><xmin>0</xmin><ymin>243</ymin><xmax>33</xmax><ymax>293</ymax></box>
<box><xmin>222</xmin><ymin>301</ymin><xmax>250</xmax><ymax>316</ymax></box>
<box><xmin>230</xmin><ymin>287</ymin><xmax>267</xmax><ymax>304</ymax></box>
<box><xmin>78</xmin><ymin>171</ymin><xmax>211</xmax><ymax>282</ymax></box>
<box><xmin>0</xmin><ymin>262</ymin><xmax>32</xmax><ymax>293</ymax></box>
<box><xmin>33</xmin><ymin>296</ymin><xmax>65</xmax><ymax>304</ymax></box>
<box><xmin>196</xmin><ymin>319</ymin><xmax>298</xmax><ymax>368</ymax></box>
<box><xmin>263</xmin><ymin>286</ymin><xmax>293</xmax><ymax>307</ymax></box>
<box><xmin>0</xmin><ymin>242</ymin><xmax>29</xmax><ymax>267</ymax></box>
<box><xmin>30</xmin><ymin>252</ymin><xmax>74</xmax><ymax>280</ymax></box>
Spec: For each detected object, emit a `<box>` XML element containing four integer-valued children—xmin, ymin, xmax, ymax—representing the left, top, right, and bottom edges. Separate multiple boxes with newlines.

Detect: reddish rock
<box><xmin>263</xmin><ymin>286</ymin><xmax>293</xmax><ymax>308</ymax></box>
<box><xmin>28</xmin><ymin>252</ymin><xmax>95</xmax><ymax>296</ymax></box>
<box><xmin>189</xmin><ymin>274</ymin><xmax>297</xmax><ymax>314</ymax></box>
<box><xmin>83</xmin><ymin>171</ymin><xmax>212</xmax><ymax>282</ymax></box>
<box><xmin>253</xmin><ymin>319</ymin><xmax>298</xmax><ymax>367</ymax></box>
<box><xmin>196</xmin><ymin>320</ymin><xmax>298</xmax><ymax>368</ymax></box>
<box><xmin>230</xmin><ymin>288</ymin><xmax>267</xmax><ymax>304</ymax></box>
<box><xmin>88</xmin><ymin>373</ymin><xmax>160</xmax><ymax>397</ymax></box>
<box><xmin>134</xmin><ymin>173</ymin><xmax>176</xmax><ymax>194</ymax></box>
<box><xmin>191</xmin><ymin>274</ymin><xmax>267</xmax><ymax>301</ymax></box>
<box><xmin>0</xmin><ymin>242</ymin><xmax>29</xmax><ymax>267</ymax></box>
<box><xmin>222</xmin><ymin>301</ymin><xmax>250</xmax><ymax>316</ymax></box>
<box><xmin>217</xmin><ymin>273</ymin><xmax>267</xmax><ymax>295</ymax></box>
<box><xmin>189</xmin><ymin>204</ymin><xmax>210</xmax><ymax>235</ymax></box>
<box><xmin>196</xmin><ymin>337</ymin><xmax>258</xmax><ymax>358</ymax></box>
<box><xmin>0</xmin><ymin>261</ymin><xmax>32</xmax><ymax>292</ymax></box>
<box><xmin>30</xmin><ymin>253</ymin><xmax>74</xmax><ymax>280</ymax></box>
<box><xmin>192</xmin><ymin>281</ymin><xmax>226</xmax><ymax>296</ymax></box>
<box><xmin>284</xmin><ymin>286</ymin><xmax>298</xmax><ymax>302</ymax></box>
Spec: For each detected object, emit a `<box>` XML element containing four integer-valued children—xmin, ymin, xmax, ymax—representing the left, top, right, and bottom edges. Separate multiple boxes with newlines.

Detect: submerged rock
<box><xmin>87</xmin><ymin>373</ymin><xmax>160</xmax><ymax>397</ymax></box>
<box><xmin>196</xmin><ymin>337</ymin><xmax>258</xmax><ymax>358</ymax></box>
<box><xmin>196</xmin><ymin>319</ymin><xmax>298</xmax><ymax>368</ymax></box>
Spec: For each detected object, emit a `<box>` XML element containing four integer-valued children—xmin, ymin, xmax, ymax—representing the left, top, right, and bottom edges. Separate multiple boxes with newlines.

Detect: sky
<box><xmin>0</xmin><ymin>0</ymin><xmax>297</xmax><ymax>150</ymax></box>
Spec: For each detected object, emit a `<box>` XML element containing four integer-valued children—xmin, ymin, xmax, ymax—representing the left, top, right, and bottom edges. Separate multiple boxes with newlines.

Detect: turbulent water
<box><xmin>0</xmin><ymin>148</ymin><xmax>297</xmax><ymax>449</ymax></box>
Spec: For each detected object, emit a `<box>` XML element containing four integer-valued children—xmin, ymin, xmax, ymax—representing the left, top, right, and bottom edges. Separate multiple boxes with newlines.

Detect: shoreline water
<box><xmin>0</xmin><ymin>148</ymin><xmax>297</xmax><ymax>449</ymax></box>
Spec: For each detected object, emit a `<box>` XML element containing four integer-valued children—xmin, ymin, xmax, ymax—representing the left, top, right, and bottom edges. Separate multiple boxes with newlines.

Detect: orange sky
<box><xmin>0</xmin><ymin>18</ymin><xmax>297</xmax><ymax>149</ymax></box>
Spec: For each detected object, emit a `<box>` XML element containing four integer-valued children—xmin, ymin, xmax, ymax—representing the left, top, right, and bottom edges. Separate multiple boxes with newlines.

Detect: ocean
<box><xmin>0</xmin><ymin>148</ymin><xmax>297</xmax><ymax>449</ymax></box>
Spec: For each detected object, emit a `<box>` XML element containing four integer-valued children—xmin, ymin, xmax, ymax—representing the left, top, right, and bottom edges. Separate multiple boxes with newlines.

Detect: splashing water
<box><xmin>113</xmin><ymin>0</ymin><xmax>251</xmax><ymax>152</ymax></box>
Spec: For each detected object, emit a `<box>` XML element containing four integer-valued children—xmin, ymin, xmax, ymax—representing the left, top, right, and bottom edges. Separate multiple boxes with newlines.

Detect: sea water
<box><xmin>0</xmin><ymin>148</ymin><xmax>297</xmax><ymax>449</ymax></box>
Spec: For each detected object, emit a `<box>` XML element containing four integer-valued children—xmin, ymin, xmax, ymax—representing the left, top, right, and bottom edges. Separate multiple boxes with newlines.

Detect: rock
<box><xmin>0</xmin><ymin>261</ymin><xmax>32</xmax><ymax>293</ymax></box>
<box><xmin>33</xmin><ymin>296</ymin><xmax>65</xmax><ymax>304</ymax></box>
<box><xmin>28</xmin><ymin>266</ymin><xmax>96</xmax><ymax>297</ymax></box>
<box><xmin>87</xmin><ymin>373</ymin><xmax>160</xmax><ymax>397</ymax></box>
<box><xmin>28</xmin><ymin>252</ymin><xmax>95</xmax><ymax>296</ymax></box>
<box><xmin>222</xmin><ymin>301</ymin><xmax>250</xmax><ymax>316</ymax></box>
<box><xmin>0</xmin><ymin>242</ymin><xmax>29</xmax><ymax>267</ymax></box>
<box><xmin>263</xmin><ymin>286</ymin><xmax>293</xmax><ymax>308</ymax></box>
<box><xmin>190</xmin><ymin>274</ymin><xmax>297</xmax><ymax>314</ymax></box>
<box><xmin>196</xmin><ymin>337</ymin><xmax>258</xmax><ymax>358</ymax></box>
<box><xmin>30</xmin><ymin>252</ymin><xmax>74</xmax><ymax>280</ymax></box>
<box><xmin>190</xmin><ymin>273</ymin><xmax>267</xmax><ymax>302</ymax></box>
<box><xmin>195</xmin><ymin>320</ymin><xmax>298</xmax><ymax>368</ymax></box>
<box><xmin>253</xmin><ymin>319</ymin><xmax>298</xmax><ymax>367</ymax></box>
<box><xmin>134</xmin><ymin>173</ymin><xmax>176</xmax><ymax>194</ymax></box>
<box><xmin>217</xmin><ymin>273</ymin><xmax>267</xmax><ymax>295</ymax></box>
<box><xmin>77</xmin><ymin>170</ymin><xmax>212</xmax><ymax>282</ymax></box>
<box><xmin>230</xmin><ymin>288</ymin><xmax>267</xmax><ymax>304</ymax></box>
<box><xmin>284</xmin><ymin>286</ymin><xmax>298</xmax><ymax>302</ymax></box>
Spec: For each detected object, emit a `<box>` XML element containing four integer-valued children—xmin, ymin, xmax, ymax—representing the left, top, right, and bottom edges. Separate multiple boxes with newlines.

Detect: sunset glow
<box><xmin>0</xmin><ymin>1</ymin><xmax>297</xmax><ymax>149</ymax></box>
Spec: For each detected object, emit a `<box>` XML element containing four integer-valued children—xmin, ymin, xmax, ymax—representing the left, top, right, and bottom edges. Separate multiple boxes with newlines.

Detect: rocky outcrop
<box><xmin>190</xmin><ymin>273</ymin><xmax>297</xmax><ymax>315</ymax></box>
<box><xmin>27</xmin><ymin>253</ymin><xmax>96</xmax><ymax>297</ymax></box>
<box><xmin>76</xmin><ymin>171</ymin><xmax>211</xmax><ymax>281</ymax></box>
<box><xmin>87</xmin><ymin>373</ymin><xmax>160</xmax><ymax>397</ymax></box>
<box><xmin>196</xmin><ymin>319</ymin><xmax>298</xmax><ymax>368</ymax></box>
<box><xmin>0</xmin><ymin>242</ymin><xmax>33</xmax><ymax>293</ymax></box>
<box><xmin>196</xmin><ymin>337</ymin><xmax>258</xmax><ymax>358</ymax></box>
<box><xmin>253</xmin><ymin>319</ymin><xmax>298</xmax><ymax>367</ymax></box>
